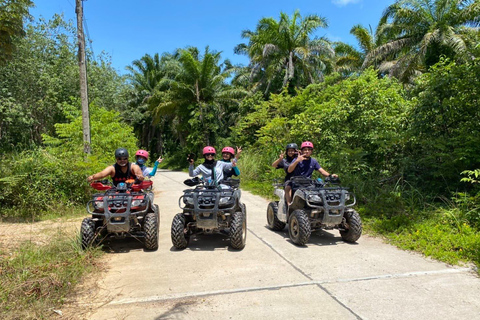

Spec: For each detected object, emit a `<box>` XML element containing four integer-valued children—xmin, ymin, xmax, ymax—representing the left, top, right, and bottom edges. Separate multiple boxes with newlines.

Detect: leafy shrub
<box><xmin>0</xmin><ymin>103</ymin><xmax>138</xmax><ymax>219</ymax></box>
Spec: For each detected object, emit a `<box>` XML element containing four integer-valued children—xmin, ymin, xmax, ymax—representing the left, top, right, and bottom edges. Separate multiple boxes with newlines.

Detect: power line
<box><xmin>81</xmin><ymin>0</ymin><xmax>95</xmax><ymax>62</ymax></box>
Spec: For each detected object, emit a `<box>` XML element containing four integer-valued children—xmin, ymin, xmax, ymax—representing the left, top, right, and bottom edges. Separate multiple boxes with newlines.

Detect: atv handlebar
<box><xmin>90</xmin><ymin>180</ymin><xmax>153</xmax><ymax>191</ymax></box>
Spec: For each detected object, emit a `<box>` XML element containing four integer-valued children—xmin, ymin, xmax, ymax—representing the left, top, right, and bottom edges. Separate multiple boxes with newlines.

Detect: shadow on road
<box><xmin>263</xmin><ymin>225</ymin><xmax>357</xmax><ymax>247</ymax></box>
<box><xmin>169</xmin><ymin>233</ymin><xmax>242</xmax><ymax>252</ymax></box>
<box><xmin>154</xmin><ymin>300</ymin><xmax>198</xmax><ymax>320</ymax></box>
<box><xmin>100</xmin><ymin>237</ymin><xmax>155</xmax><ymax>253</ymax></box>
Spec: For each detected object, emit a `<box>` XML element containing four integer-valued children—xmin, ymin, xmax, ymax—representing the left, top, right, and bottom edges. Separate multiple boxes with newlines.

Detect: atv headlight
<box><xmin>132</xmin><ymin>199</ymin><xmax>145</xmax><ymax>207</ymax></box>
<box><xmin>183</xmin><ymin>196</ymin><xmax>194</xmax><ymax>205</ymax></box>
<box><xmin>309</xmin><ymin>195</ymin><xmax>322</xmax><ymax>203</ymax></box>
<box><xmin>94</xmin><ymin>201</ymin><xmax>104</xmax><ymax>209</ymax></box>
<box><xmin>219</xmin><ymin>197</ymin><xmax>232</xmax><ymax>205</ymax></box>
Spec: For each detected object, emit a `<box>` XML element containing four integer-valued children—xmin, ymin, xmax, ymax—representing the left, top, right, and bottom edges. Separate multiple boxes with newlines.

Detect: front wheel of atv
<box><xmin>340</xmin><ymin>209</ymin><xmax>362</xmax><ymax>243</ymax></box>
<box><xmin>230</xmin><ymin>210</ymin><xmax>246</xmax><ymax>250</ymax></box>
<box><xmin>81</xmin><ymin>218</ymin><xmax>96</xmax><ymax>249</ymax></box>
<box><xmin>267</xmin><ymin>201</ymin><xmax>286</xmax><ymax>231</ymax></box>
<box><xmin>144</xmin><ymin>212</ymin><xmax>159</xmax><ymax>250</ymax></box>
<box><xmin>288</xmin><ymin>209</ymin><xmax>311</xmax><ymax>246</ymax></box>
<box><xmin>171</xmin><ymin>213</ymin><xmax>189</xmax><ymax>249</ymax></box>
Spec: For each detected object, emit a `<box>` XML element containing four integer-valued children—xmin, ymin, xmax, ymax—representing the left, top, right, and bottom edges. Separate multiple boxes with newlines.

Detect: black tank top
<box><xmin>113</xmin><ymin>163</ymin><xmax>133</xmax><ymax>186</ymax></box>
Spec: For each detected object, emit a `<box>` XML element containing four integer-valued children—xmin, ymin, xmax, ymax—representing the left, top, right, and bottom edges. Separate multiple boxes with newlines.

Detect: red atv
<box><xmin>81</xmin><ymin>179</ymin><xmax>159</xmax><ymax>250</ymax></box>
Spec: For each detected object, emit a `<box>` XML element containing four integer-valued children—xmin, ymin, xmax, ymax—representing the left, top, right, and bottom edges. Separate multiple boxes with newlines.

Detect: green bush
<box><xmin>0</xmin><ymin>103</ymin><xmax>138</xmax><ymax>219</ymax></box>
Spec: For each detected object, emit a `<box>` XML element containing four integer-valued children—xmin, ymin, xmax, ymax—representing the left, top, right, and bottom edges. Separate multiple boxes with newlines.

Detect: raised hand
<box><xmin>236</xmin><ymin>146</ymin><xmax>242</xmax><ymax>157</ymax></box>
<box><xmin>295</xmin><ymin>153</ymin><xmax>306</xmax><ymax>162</ymax></box>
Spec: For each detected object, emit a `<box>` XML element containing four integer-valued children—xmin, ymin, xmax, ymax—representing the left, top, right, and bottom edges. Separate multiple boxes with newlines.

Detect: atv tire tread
<box><xmin>171</xmin><ymin>213</ymin><xmax>189</xmax><ymax>249</ymax></box>
<box><xmin>230</xmin><ymin>210</ymin><xmax>246</xmax><ymax>250</ymax></box>
<box><xmin>81</xmin><ymin>218</ymin><xmax>96</xmax><ymax>250</ymax></box>
<box><xmin>288</xmin><ymin>209</ymin><xmax>311</xmax><ymax>246</ymax></box>
<box><xmin>144</xmin><ymin>212</ymin><xmax>159</xmax><ymax>250</ymax></box>
<box><xmin>267</xmin><ymin>201</ymin><xmax>286</xmax><ymax>231</ymax></box>
<box><xmin>340</xmin><ymin>209</ymin><xmax>362</xmax><ymax>243</ymax></box>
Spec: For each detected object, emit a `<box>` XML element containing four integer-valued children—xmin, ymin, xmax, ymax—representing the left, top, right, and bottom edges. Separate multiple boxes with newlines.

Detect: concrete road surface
<box><xmin>82</xmin><ymin>170</ymin><xmax>480</xmax><ymax>320</ymax></box>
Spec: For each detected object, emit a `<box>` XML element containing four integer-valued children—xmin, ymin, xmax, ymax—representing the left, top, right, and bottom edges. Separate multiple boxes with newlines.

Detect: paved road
<box><xmin>84</xmin><ymin>170</ymin><xmax>480</xmax><ymax>320</ymax></box>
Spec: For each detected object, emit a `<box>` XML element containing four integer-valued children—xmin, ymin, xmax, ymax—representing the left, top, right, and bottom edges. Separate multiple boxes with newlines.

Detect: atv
<box><xmin>81</xmin><ymin>179</ymin><xmax>159</xmax><ymax>250</ymax></box>
<box><xmin>171</xmin><ymin>177</ymin><xmax>246</xmax><ymax>250</ymax></box>
<box><xmin>267</xmin><ymin>176</ymin><xmax>362</xmax><ymax>246</ymax></box>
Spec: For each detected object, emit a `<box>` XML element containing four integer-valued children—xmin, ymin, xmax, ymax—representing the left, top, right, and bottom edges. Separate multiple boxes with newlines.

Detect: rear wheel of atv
<box><xmin>288</xmin><ymin>209</ymin><xmax>311</xmax><ymax>246</ymax></box>
<box><xmin>340</xmin><ymin>209</ymin><xmax>362</xmax><ymax>243</ymax></box>
<box><xmin>230</xmin><ymin>210</ymin><xmax>246</xmax><ymax>250</ymax></box>
<box><xmin>171</xmin><ymin>213</ymin><xmax>189</xmax><ymax>249</ymax></box>
<box><xmin>267</xmin><ymin>201</ymin><xmax>286</xmax><ymax>231</ymax></box>
<box><xmin>81</xmin><ymin>218</ymin><xmax>96</xmax><ymax>249</ymax></box>
<box><xmin>144</xmin><ymin>212</ymin><xmax>159</xmax><ymax>250</ymax></box>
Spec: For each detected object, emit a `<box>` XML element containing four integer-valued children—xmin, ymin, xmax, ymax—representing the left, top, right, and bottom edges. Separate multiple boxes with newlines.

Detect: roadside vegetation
<box><xmin>0</xmin><ymin>231</ymin><xmax>102</xmax><ymax>320</ymax></box>
<box><xmin>1</xmin><ymin>0</ymin><xmax>479</xmax><ymax>317</ymax></box>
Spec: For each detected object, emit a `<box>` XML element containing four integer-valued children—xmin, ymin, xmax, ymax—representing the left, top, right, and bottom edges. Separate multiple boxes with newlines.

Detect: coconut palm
<box><xmin>365</xmin><ymin>0</ymin><xmax>480</xmax><ymax>83</ymax></box>
<box><xmin>234</xmin><ymin>10</ymin><xmax>334</xmax><ymax>96</ymax></box>
<box><xmin>124</xmin><ymin>53</ymin><xmax>176</xmax><ymax>153</ymax></box>
<box><xmin>335</xmin><ymin>24</ymin><xmax>388</xmax><ymax>76</ymax></box>
<box><xmin>151</xmin><ymin>47</ymin><xmax>247</xmax><ymax>148</ymax></box>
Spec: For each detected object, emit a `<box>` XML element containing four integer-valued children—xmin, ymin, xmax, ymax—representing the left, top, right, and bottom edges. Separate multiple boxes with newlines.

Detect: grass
<box><xmin>363</xmin><ymin>209</ymin><xmax>480</xmax><ymax>269</ymax></box>
<box><xmin>0</xmin><ymin>208</ymin><xmax>103</xmax><ymax>320</ymax></box>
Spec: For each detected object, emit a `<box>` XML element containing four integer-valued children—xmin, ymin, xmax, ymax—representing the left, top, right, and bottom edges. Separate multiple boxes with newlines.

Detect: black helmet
<box><xmin>114</xmin><ymin>148</ymin><xmax>129</xmax><ymax>159</ymax></box>
<box><xmin>285</xmin><ymin>143</ymin><xmax>298</xmax><ymax>151</ymax></box>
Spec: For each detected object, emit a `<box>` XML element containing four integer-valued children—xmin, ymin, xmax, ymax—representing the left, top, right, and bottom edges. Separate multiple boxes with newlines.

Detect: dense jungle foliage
<box><xmin>1</xmin><ymin>2</ymin><xmax>479</xmax><ymax>318</ymax></box>
<box><xmin>0</xmin><ymin>1</ymin><xmax>479</xmax><ymax>262</ymax></box>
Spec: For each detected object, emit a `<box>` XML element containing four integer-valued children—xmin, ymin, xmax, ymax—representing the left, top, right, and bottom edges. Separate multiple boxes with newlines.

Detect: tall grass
<box><xmin>0</xmin><ymin>231</ymin><xmax>102</xmax><ymax>319</ymax></box>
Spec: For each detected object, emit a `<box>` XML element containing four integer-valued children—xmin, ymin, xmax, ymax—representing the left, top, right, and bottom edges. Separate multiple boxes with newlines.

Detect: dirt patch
<box><xmin>0</xmin><ymin>217</ymin><xmax>83</xmax><ymax>254</ymax></box>
<box><xmin>0</xmin><ymin>217</ymin><xmax>111</xmax><ymax>320</ymax></box>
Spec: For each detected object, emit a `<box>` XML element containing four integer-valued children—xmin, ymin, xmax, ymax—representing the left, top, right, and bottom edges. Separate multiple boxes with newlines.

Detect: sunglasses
<box><xmin>205</xmin><ymin>153</ymin><xmax>215</xmax><ymax>157</ymax></box>
<box><xmin>116</xmin><ymin>157</ymin><xmax>128</xmax><ymax>161</ymax></box>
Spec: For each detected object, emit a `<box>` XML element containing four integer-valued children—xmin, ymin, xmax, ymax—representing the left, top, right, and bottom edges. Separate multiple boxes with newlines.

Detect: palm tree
<box><xmin>334</xmin><ymin>24</ymin><xmax>388</xmax><ymax>76</ymax></box>
<box><xmin>151</xmin><ymin>47</ymin><xmax>247</xmax><ymax>148</ymax></box>
<box><xmin>234</xmin><ymin>10</ymin><xmax>334</xmax><ymax>96</ymax></box>
<box><xmin>365</xmin><ymin>0</ymin><xmax>480</xmax><ymax>83</ymax></box>
<box><xmin>124</xmin><ymin>53</ymin><xmax>176</xmax><ymax>153</ymax></box>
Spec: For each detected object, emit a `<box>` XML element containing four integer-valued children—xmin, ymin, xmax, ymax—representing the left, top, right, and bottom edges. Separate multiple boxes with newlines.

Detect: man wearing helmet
<box><xmin>188</xmin><ymin>146</ymin><xmax>239</xmax><ymax>187</ymax></box>
<box><xmin>287</xmin><ymin>141</ymin><xmax>338</xmax><ymax>179</ymax></box>
<box><xmin>220</xmin><ymin>146</ymin><xmax>242</xmax><ymax>179</ymax></box>
<box><xmin>87</xmin><ymin>148</ymin><xmax>144</xmax><ymax>186</ymax></box>
<box><xmin>272</xmin><ymin>143</ymin><xmax>298</xmax><ymax>205</ymax></box>
<box><xmin>134</xmin><ymin>149</ymin><xmax>163</xmax><ymax>178</ymax></box>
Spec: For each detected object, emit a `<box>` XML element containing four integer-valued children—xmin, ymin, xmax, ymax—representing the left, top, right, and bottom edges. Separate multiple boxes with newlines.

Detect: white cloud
<box><xmin>332</xmin><ymin>0</ymin><xmax>361</xmax><ymax>7</ymax></box>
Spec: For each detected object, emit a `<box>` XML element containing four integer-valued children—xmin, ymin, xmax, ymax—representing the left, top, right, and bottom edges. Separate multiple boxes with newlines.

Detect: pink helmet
<box><xmin>202</xmin><ymin>146</ymin><xmax>216</xmax><ymax>155</ymax></box>
<box><xmin>300</xmin><ymin>141</ymin><xmax>314</xmax><ymax>149</ymax></box>
<box><xmin>135</xmin><ymin>149</ymin><xmax>149</xmax><ymax>160</ymax></box>
<box><xmin>221</xmin><ymin>146</ymin><xmax>235</xmax><ymax>156</ymax></box>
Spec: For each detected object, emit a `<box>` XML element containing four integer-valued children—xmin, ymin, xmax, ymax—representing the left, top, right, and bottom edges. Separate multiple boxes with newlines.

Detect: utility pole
<box><xmin>75</xmin><ymin>0</ymin><xmax>91</xmax><ymax>154</ymax></box>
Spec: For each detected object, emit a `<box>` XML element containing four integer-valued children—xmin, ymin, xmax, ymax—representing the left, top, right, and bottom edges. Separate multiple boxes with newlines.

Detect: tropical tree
<box><xmin>334</xmin><ymin>24</ymin><xmax>384</xmax><ymax>75</ymax></box>
<box><xmin>234</xmin><ymin>10</ymin><xmax>334</xmax><ymax>96</ymax></box>
<box><xmin>123</xmin><ymin>53</ymin><xmax>177</xmax><ymax>153</ymax></box>
<box><xmin>365</xmin><ymin>0</ymin><xmax>480</xmax><ymax>83</ymax></box>
<box><xmin>0</xmin><ymin>0</ymin><xmax>33</xmax><ymax>64</ymax></box>
<box><xmin>151</xmin><ymin>47</ymin><xmax>247</xmax><ymax>151</ymax></box>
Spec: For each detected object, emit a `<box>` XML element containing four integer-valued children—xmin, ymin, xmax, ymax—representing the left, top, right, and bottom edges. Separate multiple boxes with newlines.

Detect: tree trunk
<box><xmin>76</xmin><ymin>0</ymin><xmax>91</xmax><ymax>154</ymax></box>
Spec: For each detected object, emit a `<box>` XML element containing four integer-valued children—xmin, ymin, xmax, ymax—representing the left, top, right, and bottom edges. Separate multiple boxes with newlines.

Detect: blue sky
<box><xmin>31</xmin><ymin>0</ymin><xmax>395</xmax><ymax>74</ymax></box>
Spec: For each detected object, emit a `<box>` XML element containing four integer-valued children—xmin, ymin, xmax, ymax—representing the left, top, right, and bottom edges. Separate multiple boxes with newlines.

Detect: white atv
<box><xmin>267</xmin><ymin>176</ymin><xmax>362</xmax><ymax>246</ymax></box>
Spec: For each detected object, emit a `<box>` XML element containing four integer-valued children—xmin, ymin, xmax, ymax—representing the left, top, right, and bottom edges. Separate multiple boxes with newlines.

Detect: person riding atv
<box><xmin>87</xmin><ymin>148</ymin><xmax>144</xmax><ymax>186</ymax></box>
<box><xmin>267</xmin><ymin>141</ymin><xmax>362</xmax><ymax>246</ymax></box>
<box><xmin>171</xmin><ymin>146</ymin><xmax>247</xmax><ymax>250</ymax></box>
<box><xmin>83</xmin><ymin>148</ymin><xmax>158</xmax><ymax>250</ymax></box>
